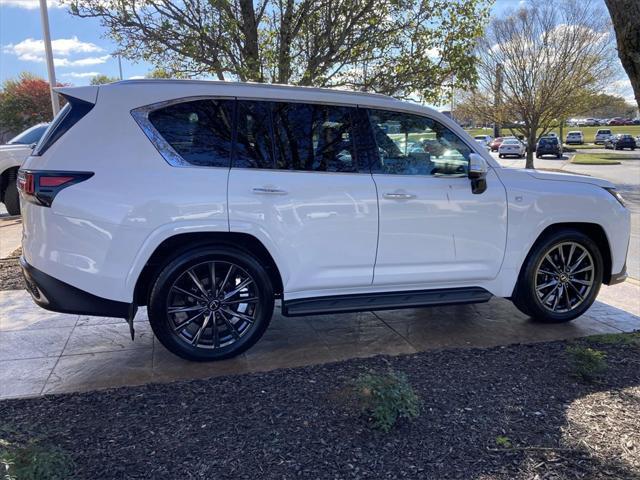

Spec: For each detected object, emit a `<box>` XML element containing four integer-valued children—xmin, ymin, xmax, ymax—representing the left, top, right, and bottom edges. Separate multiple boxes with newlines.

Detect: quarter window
<box><xmin>148</xmin><ymin>99</ymin><xmax>233</xmax><ymax>167</ymax></box>
<box><xmin>367</xmin><ymin>109</ymin><xmax>471</xmax><ymax>176</ymax></box>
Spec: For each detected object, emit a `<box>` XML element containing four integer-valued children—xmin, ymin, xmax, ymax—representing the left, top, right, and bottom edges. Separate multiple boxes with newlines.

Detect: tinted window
<box><xmin>234</xmin><ymin>100</ymin><xmax>275</xmax><ymax>169</ymax></box>
<box><xmin>271</xmin><ymin>102</ymin><xmax>357</xmax><ymax>172</ymax></box>
<box><xmin>8</xmin><ymin>124</ymin><xmax>48</xmax><ymax>145</ymax></box>
<box><xmin>148</xmin><ymin>99</ymin><xmax>233</xmax><ymax>167</ymax></box>
<box><xmin>367</xmin><ymin>109</ymin><xmax>471</xmax><ymax>176</ymax></box>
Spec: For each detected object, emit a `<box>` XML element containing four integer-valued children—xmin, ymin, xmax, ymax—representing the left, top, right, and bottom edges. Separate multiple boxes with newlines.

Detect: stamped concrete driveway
<box><xmin>1</xmin><ymin>281</ymin><xmax>639</xmax><ymax>399</ymax></box>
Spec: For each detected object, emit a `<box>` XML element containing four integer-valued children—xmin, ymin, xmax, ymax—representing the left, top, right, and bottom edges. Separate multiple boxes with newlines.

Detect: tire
<box><xmin>556</xmin><ymin>154</ymin><xmax>562</xmax><ymax>159</ymax></box>
<box><xmin>148</xmin><ymin>245</ymin><xmax>274</xmax><ymax>361</ymax></box>
<box><xmin>512</xmin><ymin>229</ymin><xmax>603</xmax><ymax>323</ymax></box>
<box><xmin>3</xmin><ymin>178</ymin><xmax>20</xmax><ymax>216</ymax></box>
<box><xmin>536</xmin><ymin>154</ymin><xmax>541</xmax><ymax>159</ymax></box>
<box><xmin>498</xmin><ymin>154</ymin><xmax>503</xmax><ymax>158</ymax></box>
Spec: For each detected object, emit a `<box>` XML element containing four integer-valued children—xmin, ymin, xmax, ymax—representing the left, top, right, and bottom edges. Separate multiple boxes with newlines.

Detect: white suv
<box><xmin>18</xmin><ymin>81</ymin><xmax>630</xmax><ymax>361</ymax></box>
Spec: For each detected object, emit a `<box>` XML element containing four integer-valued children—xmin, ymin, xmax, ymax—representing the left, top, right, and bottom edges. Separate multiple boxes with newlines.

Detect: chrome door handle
<box><xmin>252</xmin><ymin>187</ymin><xmax>288</xmax><ymax>195</ymax></box>
<box><xmin>383</xmin><ymin>192</ymin><xmax>415</xmax><ymax>200</ymax></box>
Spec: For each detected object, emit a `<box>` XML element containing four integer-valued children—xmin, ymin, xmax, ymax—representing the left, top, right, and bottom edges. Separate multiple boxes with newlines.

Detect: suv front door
<box><xmin>363</xmin><ymin>108</ymin><xmax>508</xmax><ymax>287</ymax></box>
<box><xmin>227</xmin><ymin>100</ymin><xmax>379</xmax><ymax>296</ymax></box>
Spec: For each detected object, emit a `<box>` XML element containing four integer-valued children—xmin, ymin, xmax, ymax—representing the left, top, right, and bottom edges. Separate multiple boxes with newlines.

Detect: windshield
<box><xmin>7</xmin><ymin>124</ymin><xmax>49</xmax><ymax>145</ymax></box>
<box><xmin>539</xmin><ymin>138</ymin><xmax>558</xmax><ymax>145</ymax></box>
<box><xmin>503</xmin><ymin>139</ymin><xmax>519</xmax><ymax>145</ymax></box>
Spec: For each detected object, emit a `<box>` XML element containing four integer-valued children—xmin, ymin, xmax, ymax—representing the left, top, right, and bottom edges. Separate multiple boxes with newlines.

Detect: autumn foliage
<box><xmin>0</xmin><ymin>73</ymin><xmax>62</xmax><ymax>137</ymax></box>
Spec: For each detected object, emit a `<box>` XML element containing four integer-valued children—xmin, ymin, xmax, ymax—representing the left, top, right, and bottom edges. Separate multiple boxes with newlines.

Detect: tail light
<box><xmin>17</xmin><ymin>170</ymin><xmax>93</xmax><ymax>207</ymax></box>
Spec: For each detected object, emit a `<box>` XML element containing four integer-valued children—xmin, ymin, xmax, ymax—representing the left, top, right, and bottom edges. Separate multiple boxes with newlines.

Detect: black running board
<box><xmin>282</xmin><ymin>287</ymin><xmax>492</xmax><ymax>317</ymax></box>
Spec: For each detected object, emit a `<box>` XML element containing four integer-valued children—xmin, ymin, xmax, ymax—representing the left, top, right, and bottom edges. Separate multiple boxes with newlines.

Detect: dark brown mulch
<box><xmin>0</xmin><ymin>257</ymin><xmax>24</xmax><ymax>290</ymax></box>
<box><xmin>1</xmin><ymin>339</ymin><xmax>639</xmax><ymax>480</ymax></box>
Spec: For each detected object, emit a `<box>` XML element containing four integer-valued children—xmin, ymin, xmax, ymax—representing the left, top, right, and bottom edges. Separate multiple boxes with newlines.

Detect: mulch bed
<box><xmin>1</xmin><ymin>339</ymin><xmax>639</xmax><ymax>479</ymax></box>
<box><xmin>0</xmin><ymin>256</ymin><xmax>24</xmax><ymax>290</ymax></box>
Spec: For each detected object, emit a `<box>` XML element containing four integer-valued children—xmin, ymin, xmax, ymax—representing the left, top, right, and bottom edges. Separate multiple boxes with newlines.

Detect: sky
<box><xmin>0</xmin><ymin>0</ymin><xmax>635</xmax><ymax>105</ymax></box>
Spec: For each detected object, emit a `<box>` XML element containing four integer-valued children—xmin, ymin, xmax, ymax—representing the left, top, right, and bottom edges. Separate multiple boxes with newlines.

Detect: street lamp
<box><xmin>39</xmin><ymin>0</ymin><xmax>60</xmax><ymax>116</ymax></box>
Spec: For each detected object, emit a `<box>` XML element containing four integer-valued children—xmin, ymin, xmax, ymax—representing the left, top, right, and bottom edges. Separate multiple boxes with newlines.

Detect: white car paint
<box><xmin>595</xmin><ymin>129</ymin><xmax>613</xmax><ymax>144</ymax></box>
<box><xmin>19</xmin><ymin>80</ymin><xmax>630</xmax><ymax>308</ymax></box>
<box><xmin>498</xmin><ymin>138</ymin><xmax>526</xmax><ymax>158</ymax></box>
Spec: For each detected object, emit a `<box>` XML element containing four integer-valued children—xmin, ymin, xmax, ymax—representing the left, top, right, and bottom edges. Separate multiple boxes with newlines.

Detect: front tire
<box><xmin>148</xmin><ymin>245</ymin><xmax>274</xmax><ymax>361</ymax></box>
<box><xmin>513</xmin><ymin>229</ymin><xmax>602</xmax><ymax>323</ymax></box>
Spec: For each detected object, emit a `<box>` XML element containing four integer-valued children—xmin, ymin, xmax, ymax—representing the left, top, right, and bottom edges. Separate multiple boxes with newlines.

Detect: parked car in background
<box><xmin>605</xmin><ymin>134</ymin><xmax>637</xmax><ymax>150</ymax></box>
<box><xmin>474</xmin><ymin>134</ymin><xmax>493</xmax><ymax>147</ymax></box>
<box><xmin>608</xmin><ymin>118</ymin><xmax>626</xmax><ymax>126</ymax></box>
<box><xmin>489</xmin><ymin>137</ymin><xmax>504</xmax><ymax>152</ymax></box>
<box><xmin>18</xmin><ymin>81</ymin><xmax>631</xmax><ymax>361</ymax></box>
<box><xmin>498</xmin><ymin>138</ymin><xmax>526</xmax><ymax>158</ymax></box>
<box><xmin>594</xmin><ymin>129</ymin><xmax>613</xmax><ymax>145</ymax></box>
<box><xmin>1</xmin><ymin>123</ymin><xmax>49</xmax><ymax>215</ymax></box>
<box><xmin>474</xmin><ymin>138</ymin><xmax>491</xmax><ymax>151</ymax></box>
<box><xmin>536</xmin><ymin>136</ymin><xmax>563</xmax><ymax>158</ymax></box>
<box><xmin>565</xmin><ymin>131</ymin><xmax>584</xmax><ymax>145</ymax></box>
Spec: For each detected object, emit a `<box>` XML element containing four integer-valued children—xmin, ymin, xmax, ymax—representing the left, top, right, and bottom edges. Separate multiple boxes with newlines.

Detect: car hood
<box><xmin>0</xmin><ymin>144</ymin><xmax>31</xmax><ymax>152</ymax></box>
<box><xmin>524</xmin><ymin>169</ymin><xmax>614</xmax><ymax>188</ymax></box>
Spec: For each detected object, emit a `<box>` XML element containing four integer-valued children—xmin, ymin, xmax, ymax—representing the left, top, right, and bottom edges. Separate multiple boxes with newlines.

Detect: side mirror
<box><xmin>468</xmin><ymin>153</ymin><xmax>488</xmax><ymax>194</ymax></box>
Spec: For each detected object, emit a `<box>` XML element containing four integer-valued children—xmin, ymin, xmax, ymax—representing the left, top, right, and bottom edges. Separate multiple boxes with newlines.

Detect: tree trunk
<box><xmin>276</xmin><ymin>0</ymin><xmax>295</xmax><ymax>84</ymax></box>
<box><xmin>526</xmin><ymin>128</ymin><xmax>537</xmax><ymax>169</ymax></box>
<box><xmin>238</xmin><ymin>0</ymin><xmax>262</xmax><ymax>82</ymax></box>
<box><xmin>604</xmin><ymin>0</ymin><xmax>640</xmax><ymax>109</ymax></box>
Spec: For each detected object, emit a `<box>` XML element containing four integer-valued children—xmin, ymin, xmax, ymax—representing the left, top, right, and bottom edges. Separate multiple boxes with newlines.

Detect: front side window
<box><xmin>271</xmin><ymin>102</ymin><xmax>357</xmax><ymax>172</ymax></box>
<box><xmin>367</xmin><ymin>109</ymin><xmax>471</xmax><ymax>176</ymax></box>
<box><xmin>148</xmin><ymin>99</ymin><xmax>233</xmax><ymax>167</ymax></box>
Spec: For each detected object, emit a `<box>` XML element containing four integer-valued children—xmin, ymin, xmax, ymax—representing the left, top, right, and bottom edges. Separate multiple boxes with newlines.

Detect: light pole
<box><xmin>39</xmin><ymin>0</ymin><xmax>59</xmax><ymax>116</ymax></box>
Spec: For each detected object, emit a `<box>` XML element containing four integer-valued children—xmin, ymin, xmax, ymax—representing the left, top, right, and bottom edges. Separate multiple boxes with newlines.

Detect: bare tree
<box><xmin>604</xmin><ymin>0</ymin><xmax>640</xmax><ymax>108</ymax></box>
<box><xmin>464</xmin><ymin>0</ymin><xmax>616</xmax><ymax>168</ymax></box>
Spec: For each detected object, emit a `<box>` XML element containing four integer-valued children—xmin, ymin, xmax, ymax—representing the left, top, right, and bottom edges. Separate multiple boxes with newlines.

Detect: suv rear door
<box><xmin>362</xmin><ymin>108</ymin><xmax>508</xmax><ymax>286</ymax></box>
<box><xmin>227</xmin><ymin>100</ymin><xmax>378</xmax><ymax>295</ymax></box>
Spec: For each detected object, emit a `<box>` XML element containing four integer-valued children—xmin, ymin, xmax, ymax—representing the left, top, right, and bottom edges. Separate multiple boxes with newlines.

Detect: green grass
<box><xmin>465</xmin><ymin>125</ymin><xmax>640</xmax><ymax>144</ymax></box>
<box><xmin>584</xmin><ymin>332</ymin><xmax>640</xmax><ymax>347</ymax></box>
<box><xmin>0</xmin><ymin>439</ymin><xmax>74</xmax><ymax>480</ymax></box>
<box><xmin>570</xmin><ymin>153</ymin><xmax>622</xmax><ymax>165</ymax></box>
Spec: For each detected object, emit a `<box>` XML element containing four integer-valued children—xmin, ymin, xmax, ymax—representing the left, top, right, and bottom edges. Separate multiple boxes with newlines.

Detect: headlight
<box><xmin>605</xmin><ymin>187</ymin><xmax>626</xmax><ymax>207</ymax></box>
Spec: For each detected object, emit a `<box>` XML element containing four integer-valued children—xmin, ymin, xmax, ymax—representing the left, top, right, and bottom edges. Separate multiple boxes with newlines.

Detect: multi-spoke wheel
<box><xmin>513</xmin><ymin>230</ymin><xmax>603</xmax><ymax>322</ymax></box>
<box><xmin>148</xmin><ymin>246</ymin><xmax>274</xmax><ymax>361</ymax></box>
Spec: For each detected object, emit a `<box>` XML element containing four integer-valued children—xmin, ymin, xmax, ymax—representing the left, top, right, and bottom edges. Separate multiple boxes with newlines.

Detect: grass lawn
<box><xmin>466</xmin><ymin>125</ymin><xmax>640</xmax><ymax>144</ymax></box>
<box><xmin>570</xmin><ymin>153</ymin><xmax>624</xmax><ymax>165</ymax></box>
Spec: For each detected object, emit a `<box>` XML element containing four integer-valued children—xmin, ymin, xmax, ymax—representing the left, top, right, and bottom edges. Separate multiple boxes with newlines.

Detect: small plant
<box><xmin>0</xmin><ymin>438</ymin><xmax>73</xmax><ymax>480</ymax></box>
<box><xmin>354</xmin><ymin>369</ymin><xmax>420</xmax><ymax>432</ymax></box>
<box><xmin>495</xmin><ymin>435</ymin><xmax>512</xmax><ymax>448</ymax></box>
<box><xmin>566</xmin><ymin>345</ymin><xmax>608</xmax><ymax>382</ymax></box>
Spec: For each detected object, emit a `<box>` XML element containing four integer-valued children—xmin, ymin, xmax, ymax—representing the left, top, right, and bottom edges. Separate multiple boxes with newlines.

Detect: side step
<box><xmin>281</xmin><ymin>287</ymin><xmax>492</xmax><ymax>317</ymax></box>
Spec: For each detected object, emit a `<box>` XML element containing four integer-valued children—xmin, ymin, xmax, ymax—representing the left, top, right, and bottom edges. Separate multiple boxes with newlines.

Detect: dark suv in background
<box><xmin>536</xmin><ymin>136</ymin><xmax>562</xmax><ymax>158</ymax></box>
<box><xmin>605</xmin><ymin>134</ymin><xmax>636</xmax><ymax>151</ymax></box>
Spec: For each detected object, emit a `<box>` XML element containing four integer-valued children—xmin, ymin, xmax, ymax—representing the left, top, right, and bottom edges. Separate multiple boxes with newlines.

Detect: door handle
<box><xmin>252</xmin><ymin>187</ymin><xmax>288</xmax><ymax>195</ymax></box>
<box><xmin>383</xmin><ymin>192</ymin><xmax>415</xmax><ymax>200</ymax></box>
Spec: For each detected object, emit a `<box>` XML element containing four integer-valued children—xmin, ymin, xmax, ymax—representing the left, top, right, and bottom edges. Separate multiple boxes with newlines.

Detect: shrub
<box><xmin>0</xmin><ymin>438</ymin><xmax>73</xmax><ymax>480</ymax></box>
<box><xmin>566</xmin><ymin>345</ymin><xmax>608</xmax><ymax>382</ymax></box>
<box><xmin>354</xmin><ymin>370</ymin><xmax>420</xmax><ymax>432</ymax></box>
<box><xmin>585</xmin><ymin>332</ymin><xmax>640</xmax><ymax>347</ymax></box>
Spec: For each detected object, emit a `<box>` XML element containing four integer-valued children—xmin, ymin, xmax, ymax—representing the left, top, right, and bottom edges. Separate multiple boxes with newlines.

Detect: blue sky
<box><xmin>0</xmin><ymin>0</ymin><xmax>634</xmax><ymax>104</ymax></box>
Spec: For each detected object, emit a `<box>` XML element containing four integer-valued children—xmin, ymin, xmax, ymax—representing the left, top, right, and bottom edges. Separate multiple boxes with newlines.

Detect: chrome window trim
<box><xmin>130</xmin><ymin>96</ymin><xmax>234</xmax><ymax>168</ymax></box>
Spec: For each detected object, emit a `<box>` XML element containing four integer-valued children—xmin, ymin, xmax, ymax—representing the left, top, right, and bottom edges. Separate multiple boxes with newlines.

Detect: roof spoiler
<box><xmin>53</xmin><ymin>86</ymin><xmax>98</xmax><ymax>104</ymax></box>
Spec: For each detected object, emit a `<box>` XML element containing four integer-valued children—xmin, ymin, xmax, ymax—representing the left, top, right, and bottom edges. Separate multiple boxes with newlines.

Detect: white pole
<box><xmin>117</xmin><ymin>55</ymin><xmax>123</xmax><ymax>80</ymax></box>
<box><xmin>39</xmin><ymin>0</ymin><xmax>59</xmax><ymax>116</ymax></box>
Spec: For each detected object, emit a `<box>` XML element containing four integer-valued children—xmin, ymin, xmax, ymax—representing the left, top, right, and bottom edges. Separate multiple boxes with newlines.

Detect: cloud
<box><xmin>128</xmin><ymin>75</ymin><xmax>146</xmax><ymax>79</ymax></box>
<box><xmin>4</xmin><ymin>37</ymin><xmax>103</xmax><ymax>60</ymax></box>
<box><xmin>0</xmin><ymin>0</ymin><xmax>62</xmax><ymax>8</ymax></box>
<box><xmin>61</xmin><ymin>71</ymin><xmax>101</xmax><ymax>78</ymax></box>
<box><xmin>55</xmin><ymin>55</ymin><xmax>111</xmax><ymax>67</ymax></box>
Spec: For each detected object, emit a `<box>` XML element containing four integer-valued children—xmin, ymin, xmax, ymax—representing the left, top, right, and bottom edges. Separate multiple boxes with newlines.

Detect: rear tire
<box><xmin>148</xmin><ymin>245</ymin><xmax>274</xmax><ymax>361</ymax></box>
<box><xmin>512</xmin><ymin>229</ymin><xmax>602</xmax><ymax>323</ymax></box>
<box><xmin>3</xmin><ymin>179</ymin><xmax>20</xmax><ymax>216</ymax></box>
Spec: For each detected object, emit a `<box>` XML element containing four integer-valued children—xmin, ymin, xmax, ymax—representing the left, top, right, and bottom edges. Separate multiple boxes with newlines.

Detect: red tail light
<box><xmin>17</xmin><ymin>170</ymin><xmax>93</xmax><ymax>207</ymax></box>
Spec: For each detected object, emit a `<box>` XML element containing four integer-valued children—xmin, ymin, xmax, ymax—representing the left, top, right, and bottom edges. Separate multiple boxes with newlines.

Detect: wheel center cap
<box><xmin>208</xmin><ymin>299</ymin><xmax>221</xmax><ymax>311</ymax></box>
<box><xmin>559</xmin><ymin>273</ymin><xmax>569</xmax><ymax>283</ymax></box>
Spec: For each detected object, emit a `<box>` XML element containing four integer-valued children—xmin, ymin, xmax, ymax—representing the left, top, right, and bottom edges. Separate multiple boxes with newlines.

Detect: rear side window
<box><xmin>271</xmin><ymin>102</ymin><xmax>358</xmax><ymax>172</ymax></box>
<box><xmin>234</xmin><ymin>100</ymin><xmax>275</xmax><ymax>169</ymax></box>
<box><xmin>148</xmin><ymin>99</ymin><xmax>234</xmax><ymax>167</ymax></box>
<box><xmin>33</xmin><ymin>97</ymin><xmax>93</xmax><ymax>156</ymax></box>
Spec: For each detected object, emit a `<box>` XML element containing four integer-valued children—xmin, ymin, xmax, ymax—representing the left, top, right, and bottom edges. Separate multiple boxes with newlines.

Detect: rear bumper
<box><xmin>20</xmin><ymin>256</ymin><xmax>132</xmax><ymax>318</ymax></box>
<box><xmin>608</xmin><ymin>264</ymin><xmax>628</xmax><ymax>285</ymax></box>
